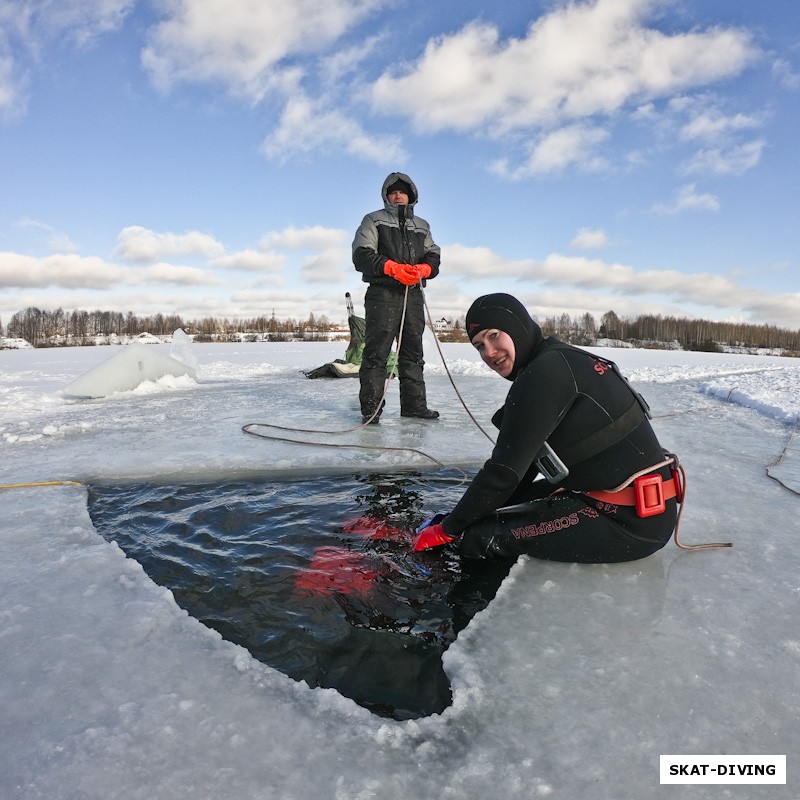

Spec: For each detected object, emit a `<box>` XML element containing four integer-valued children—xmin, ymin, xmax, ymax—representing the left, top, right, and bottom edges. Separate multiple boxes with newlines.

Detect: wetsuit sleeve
<box><xmin>441</xmin><ymin>354</ymin><xmax>578</xmax><ymax>536</ymax></box>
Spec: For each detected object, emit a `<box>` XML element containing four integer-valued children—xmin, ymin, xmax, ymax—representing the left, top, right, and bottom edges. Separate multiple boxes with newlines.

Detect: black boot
<box><xmin>399</xmin><ymin>377</ymin><xmax>437</xmax><ymax>419</ymax></box>
<box><xmin>400</xmin><ymin>407</ymin><xmax>439</xmax><ymax>420</ymax></box>
<box><xmin>361</xmin><ymin>400</ymin><xmax>385</xmax><ymax>425</ymax></box>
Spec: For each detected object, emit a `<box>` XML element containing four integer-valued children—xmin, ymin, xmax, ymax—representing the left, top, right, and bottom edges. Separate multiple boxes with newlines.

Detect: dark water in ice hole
<box><xmin>87</xmin><ymin>471</ymin><xmax>514</xmax><ymax>720</ymax></box>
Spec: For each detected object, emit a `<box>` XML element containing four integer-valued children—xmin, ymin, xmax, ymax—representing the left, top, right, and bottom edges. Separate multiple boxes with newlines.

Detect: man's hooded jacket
<box><xmin>352</xmin><ymin>172</ymin><xmax>441</xmax><ymax>291</ymax></box>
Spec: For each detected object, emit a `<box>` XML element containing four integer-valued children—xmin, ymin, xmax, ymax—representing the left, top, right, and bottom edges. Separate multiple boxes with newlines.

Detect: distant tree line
<box><xmin>2</xmin><ymin>307</ymin><xmax>333</xmax><ymax>346</ymax></box>
<box><xmin>3</xmin><ymin>305</ymin><xmax>799</xmax><ymax>354</ymax></box>
<box><xmin>445</xmin><ymin>308</ymin><xmax>800</xmax><ymax>353</ymax></box>
<box><xmin>537</xmin><ymin>309</ymin><xmax>800</xmax><ymax>353</ymax></box>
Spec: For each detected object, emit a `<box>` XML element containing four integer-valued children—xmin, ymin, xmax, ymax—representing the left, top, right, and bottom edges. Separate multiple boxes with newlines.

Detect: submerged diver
<box><xmin>413</xmin><ymin>293</ymin><xmax>681</xmax><ymax>562</ymax></box>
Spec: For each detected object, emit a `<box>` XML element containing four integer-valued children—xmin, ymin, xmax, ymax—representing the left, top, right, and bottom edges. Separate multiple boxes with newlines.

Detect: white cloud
<box><xmin>642</xmin><ymin>96</ymin><xmax>765</xmax><ymax>178</ymax></box>
<box><xmin>516</xmin><ymin>253</ymin><xmax>800</xmax><ymax>324</ymax></box>
<box><xmin>440</xmin><ymin>243</ymin><xmax>531</xmax><ymax>278</ymax></box>
<box><xmin>517</xmin><ymin>125</ymin><xmax>608</xmax><ymax>176</ymax></box>
<box><xmin>531</xmin><ymin>253</ymin><xmax>742</xmax><ymax>307</ymax></box>
<box><xmin>139</xmin><ymin>262</ymin><xmax>220</xmax><ymax>286</ymax></box>
<box><xmin>742</xmin><ymin>292</ymin><xmax>800</xmax><ymax>328</ymax></box>
<box><xmin>46</xmin><ymin>232</ymin><xmax>78</xmax><ymax>254</ymax></box>
<box><xmin>433</xmin><ymin>247</ymin><xmax>800</xmax><ymax>328</ymax></box>
<box><xmin>682</xmin><ymin>139</ymin><xmax>765</xmax><ymax>176</ymax></box>
<box><xmin>0</xmin><ymin>250</ymin><xmax>224</xmax><ymax>293</ymax></box>
<box><xmin>772</xmin><ymin>58</ymin><xmax>800</xmax><ymax>90</ymax></box>
<box><xmin>0</xmin><ymin>49</ymin><xmax>23</xmax><ymax>116</ymax></box>
<box><xmin>570</xmin><ymin>228</ymin><xmax>609</xmax><ymax>250</ymax></box>
<box><xmin>262</xmin><ymin>92</ymin><xmax>406</xmax><ymax>164</ymax></box>
<box><xmin>37</xmin><ymin>0</ymin><xmax>136</xmax><ymax>46</ymax></box>
<box><xmin>679</xmin><ymin>108</ymin><xmax>760</xmax><ymax>142</ymax></box>
<box><xmin>0</xmin><ymin>0</ymin><xmax>135</xmax><ymax>116</ymax></box>
<box><xmin>139</xmin><ymin>2</ymin><xmax>396</xmax><ymax>165</ymax></box>
<box><xmin>115</xmin><ymin>226</ymin><xmax>225</xmax><ymax>262</ymax></box>
<box><xmin>259</xmin><ymin>225</ymin><xmax>352</xmax><ymax>284</ymax></box>
<box><xmin>0</xmin><ymin>0</ymin><xmax>134</xmax><ymax>47</ymax></box>
<box><xmin>369</xmin><ymin>0</ymin><xmax>757</xmax><ymax>137</ymax></box>
<box><xmin>141</xmin><ymin>0</ymin><xmax>379</xmax><ymax>101</ymax></box>
<box><xmin>229</xmin><ymin>288</ymin><xmax>335</xmax><ymax>319</ymax></box>
<box><xmin>299</xmin><ymin>249</ymin><xmax>351</xmax><ymax>284</ymax></box>
<box><xmin>211</xmin><ymin>250</ymin><xmax>286</xmax><ymax>273</ymax></box>
<box><xmin>260</xmin><ymin>225</ymin><xmax>348</xmax><ymax>252</ymax></box>
<box><xmin>319</xmin><ymin>33</ymin><xmax>385</xmax><ymax>86</ymax></box>
<box><xmin>652</xmin><ymin>183</ymin><xmax>720</xmax><ymax>214</ymax></box>
<box><xmin>517</xmin><ymin>288</ymin><xmax>684</xmax><ymax>323</ymax></box>
<box><xmin>3</xmin><ymin>237</ymin><xmax>799</xmax><ymax>329</ymax></box>
<box><xmin>14</xmin><ymin>218</ymin><xmax>79</xmax><ymax>253</ymax></box>
<box><xmin>435</xmin><ymin>245</ymin><xmax>760</xmax><ymax>317</ymax></box>
<box><xmin>0</xmin><ymin>252</ymin><xmax>126</xmax><ymax>289</ymax></box>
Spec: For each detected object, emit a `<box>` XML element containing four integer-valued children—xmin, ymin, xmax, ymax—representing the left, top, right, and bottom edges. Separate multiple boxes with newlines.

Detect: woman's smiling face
<box><xmin>471</xmin><ymin>328</ymin><xmax>516</xmax><ymax>378</ymax></box>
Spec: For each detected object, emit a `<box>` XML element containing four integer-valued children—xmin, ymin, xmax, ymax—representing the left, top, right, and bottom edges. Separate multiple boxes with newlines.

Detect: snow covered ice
<box><xmin>63</xmin><ymin>342</ymin><xmax>197</xmax><ymax>399</ymax></box>
<box><xmin>1</xmin><ymin>338</ymin><xmax>799</xmax><ymax>799</ymax></box>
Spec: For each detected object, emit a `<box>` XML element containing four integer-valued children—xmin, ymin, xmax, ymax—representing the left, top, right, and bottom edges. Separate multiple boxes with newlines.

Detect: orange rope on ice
<box><xmin>667</xmin><ymin>460</ymin><xmax>732</xmax><ymax>551</ymax></box>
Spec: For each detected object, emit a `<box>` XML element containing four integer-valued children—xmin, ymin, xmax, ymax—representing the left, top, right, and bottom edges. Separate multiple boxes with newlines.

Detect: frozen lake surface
<box><xmin>1</xmin><ymin>340</ymin><xmax>799</xmax><ymax>799</ymax></box>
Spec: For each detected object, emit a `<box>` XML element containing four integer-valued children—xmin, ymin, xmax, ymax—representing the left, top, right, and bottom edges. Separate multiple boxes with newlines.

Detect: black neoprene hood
<box><xmin>465</xmin><ymin>293</ymin><xmax>543</xmax><ymax>380</ymax></box>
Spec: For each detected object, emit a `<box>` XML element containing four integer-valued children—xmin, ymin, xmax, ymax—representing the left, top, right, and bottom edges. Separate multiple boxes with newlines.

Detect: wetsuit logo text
<box><xmin>511</xmin><ymin>512</ymin><xmax>580</xmax><ymax>539</ymax></box>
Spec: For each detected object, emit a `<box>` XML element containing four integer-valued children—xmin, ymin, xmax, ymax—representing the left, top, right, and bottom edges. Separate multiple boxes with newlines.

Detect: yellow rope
<box><xmin>0</xmin><ymin>480</ymin><xmax>83</xmax><ymax>490</ymax></box>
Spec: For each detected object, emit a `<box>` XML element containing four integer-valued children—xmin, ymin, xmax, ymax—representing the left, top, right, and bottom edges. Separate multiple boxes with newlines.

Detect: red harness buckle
<box><xmin>634</xmin><ymin>474</ymin><xmax>666</xmax><ymax>517</ymax></box>
<box><xmin>671</xmin><ymin>466</ymin><xmax>685</xmax><ymax>503</ymax></box>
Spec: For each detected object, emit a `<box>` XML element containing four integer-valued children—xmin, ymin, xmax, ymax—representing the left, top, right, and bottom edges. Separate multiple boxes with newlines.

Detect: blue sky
<box><xmin>1</xmin><ymin>0</ymin><xmax>799</xmax><ymax>330</ymax></box>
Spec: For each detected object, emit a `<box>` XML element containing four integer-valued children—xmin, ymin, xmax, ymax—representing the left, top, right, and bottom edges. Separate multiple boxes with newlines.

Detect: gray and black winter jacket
<box><xmin>352</xmin><ymin>172</ymin><xmax>441</xmax><ymax>291</ymax></box>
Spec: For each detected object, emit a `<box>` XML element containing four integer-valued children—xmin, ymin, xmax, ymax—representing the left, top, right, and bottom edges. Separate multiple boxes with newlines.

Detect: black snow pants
<box><xmin>359</xmin><ymin>284</ymin><xmax>428</xmax><ymax>416</ymax></box>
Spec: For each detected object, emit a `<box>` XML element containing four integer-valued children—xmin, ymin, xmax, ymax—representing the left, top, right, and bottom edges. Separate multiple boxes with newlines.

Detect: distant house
<box><xmin>432</xmin><ymin>318</ymin><xmax>453</xmax><ymax>334</ymax></box>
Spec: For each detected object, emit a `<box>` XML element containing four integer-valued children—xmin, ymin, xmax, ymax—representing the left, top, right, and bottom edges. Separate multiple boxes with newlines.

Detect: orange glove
<box><xmin>411</xmin><ymin>513</ymin><xmax>454</xmax><ymax>551</ymax></box>
<box><xmin>384</xmin><ymin>260</ymin><xmax>419</xmax><ymax>286</ymax></box>
<box><xmin>412</xmin><ymin>523</ymin><xmax>456</xmax><ymax>552</ymax></box>
<box><xmin>415</xmin><ymin>263</ymin><xmax>432</xmax><ymax>279</ymax></box>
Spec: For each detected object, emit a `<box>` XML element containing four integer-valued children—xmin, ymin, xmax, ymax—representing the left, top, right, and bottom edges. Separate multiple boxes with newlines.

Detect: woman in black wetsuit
<box><xmin>413</xmin><ymin>293</ymin><xmax>681</xmax><ymax>562</ymax></box>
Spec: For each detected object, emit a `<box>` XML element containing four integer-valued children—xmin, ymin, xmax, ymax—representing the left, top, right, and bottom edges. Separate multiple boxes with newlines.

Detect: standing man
<box><xmin>352</xmin><ymin>172</ymin><xmax>441</xmax><ymax>423</ymax></box>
